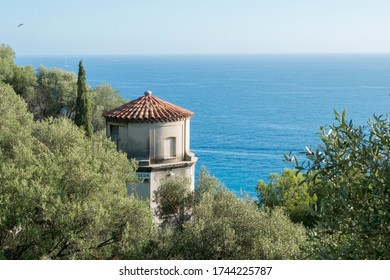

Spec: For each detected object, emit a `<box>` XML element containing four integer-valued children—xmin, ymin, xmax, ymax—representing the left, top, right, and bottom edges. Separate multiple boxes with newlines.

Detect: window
<box><xmin>164</xmin><ymin>137</ymin><xmax>176</xmax><ymax>159</ymax></box>
<box><xmin>110</xmin><ymin>125</ymin><xmax>119</xmax><ymax>141</ymax></box>
<box><xmin>110</xmin><ymin>125</ymin><xmax>120</xmax><ymax>151</ymax></box>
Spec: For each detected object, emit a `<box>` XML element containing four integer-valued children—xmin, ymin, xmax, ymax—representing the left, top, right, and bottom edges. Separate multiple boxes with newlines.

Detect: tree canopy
<box><xmin>31</xmin><ymin>66</ymin><xmax>78</xmax><ymax>119</ymax></box>
<box><xmin>256</xmin><ymin>169</ymin><xmax>318</xmax><ymax>227</ymax></box>
<box><xmin>147</xmin><ymin>167</ymin><xmax>308</xmax><ymax>260</ymax></box>
<box><xmin>1</xmin><ymin>45</ymin><xmax>125</xmax><ymax>132</ymax></box>
<box><xmin>0</xmin><ymin>44</ymin><xmax>36</xmax><ymax>103</ymax></box>
<box><xmin>91</xmin><ymin>83</ymin><xmax>125</xmax><ymax>132</ymax></box>
<box><xmin>0</xmin><ymin>83</ymin><xmax>152</xmax><ymax>259</ymax></box>
<box><xmin>288</xmin><ymin>111</ymin><xmax>390</xmax><ymax>259</ymax></box>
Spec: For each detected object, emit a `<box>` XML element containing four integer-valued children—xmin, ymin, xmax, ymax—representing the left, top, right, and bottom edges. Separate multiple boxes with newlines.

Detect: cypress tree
<box><xmin>74</xmin><ymin>60</ymin><xmax>92</xmax><ymax>137</ymax></box>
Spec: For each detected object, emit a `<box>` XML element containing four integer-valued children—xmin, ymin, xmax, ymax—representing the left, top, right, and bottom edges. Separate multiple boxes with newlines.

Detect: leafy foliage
<box><xmin>256</xmin><ymin>169</ymin><xmax>318</xmax><ymax>227</ymax></box>
<box><xmin>0</xmin><ymin>44</ymin><xmax>36</xmax><ymax>102</ymax></box>
<box><xmin>0</xmin><ymin>82</ymin><xmax>34</xmax><ymax>154</ymax></box>
<box><xmin>288</xmin><ymin>110</ymin><xmax>390</xmax><ymax>259</ymax></box>
<box><xmin>1</xmin><ymin>45</ymin><xmax>124</xmax><ymax>125</ymax></box>
<box><xmin>0</xmin><ymin>45</ymin><xmax>15</xmax><ymax>82</ymax></box>
<box><xmin>148</xmin><ymin>167</ymin><xmax>308</xmax><ymax>260</ymax></box>
<box><xmin>91</xmin><ymin>83</ymin><xmax>125</xmax><ymax>131</ymax></box>
<box><xmin>153</xmin><ymin>176</ymin><xmax>192</xmax><ymax>230</ymax></box>
<box><xmin>0</xmin><ymin>84</ymin><xmax>152</xmax><ymax>259</ymax></box>
<box><xmin>32</xmin><ymin>66</ymin><xmax>78</xmax><ymax>119</ymax></box>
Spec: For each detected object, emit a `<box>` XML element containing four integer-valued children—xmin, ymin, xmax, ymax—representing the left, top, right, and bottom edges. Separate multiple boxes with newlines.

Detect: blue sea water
<box><xmin>16</xmin><ymin>54</ymin><xmax>390</xmax><ymax>196</ymax></box>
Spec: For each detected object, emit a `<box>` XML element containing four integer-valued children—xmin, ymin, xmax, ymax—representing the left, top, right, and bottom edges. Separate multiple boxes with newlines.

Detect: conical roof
<box><xmin>102</xmin><ymin>91</ymin><xmax>194</xmax><ymax>123</ymax></box>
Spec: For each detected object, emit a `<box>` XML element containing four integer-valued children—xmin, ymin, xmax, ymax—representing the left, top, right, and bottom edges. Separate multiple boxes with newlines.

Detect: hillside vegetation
<box><xmin>1</xmin><ymin>45</ymin><xmax>388</xmax><ymax>259</ymax></box>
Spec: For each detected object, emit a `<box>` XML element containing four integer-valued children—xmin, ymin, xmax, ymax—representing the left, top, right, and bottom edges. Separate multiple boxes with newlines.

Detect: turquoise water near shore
<box><xmin>16</xmin><ymin>54</ymin><xmax>390</xmax><ymax>196</ymax></box>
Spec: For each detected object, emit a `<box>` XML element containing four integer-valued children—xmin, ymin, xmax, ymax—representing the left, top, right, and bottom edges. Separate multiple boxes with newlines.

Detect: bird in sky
<box><xmin>17</xmin><ymin>23</ymin><xmax>24</xmax><ymax>28</ymax></box>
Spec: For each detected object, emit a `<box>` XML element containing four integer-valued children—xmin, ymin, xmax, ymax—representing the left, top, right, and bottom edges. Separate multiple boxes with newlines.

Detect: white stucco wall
<box><xmin>107</xmin><ymin>120</ymin><xmax>189</xmax><ymax>164</ymax></box>
<box><xmin>107</xmin><ymin>118</ymin><xmax>196</xmax><ymax>213</ymax></box>
<box><xmin>151</xmin><ymin>121</ymin><xmax>184</xmax><ymax>163</ymax></box>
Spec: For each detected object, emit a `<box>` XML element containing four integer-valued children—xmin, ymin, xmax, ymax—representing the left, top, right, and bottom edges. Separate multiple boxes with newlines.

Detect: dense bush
<box><xmin>289</xmin><ymin>111</ymin><xmax>390</xmax><ymax>259</ymax></box>
<box><xmin>256</xmin><ymin>169</ymin><xmax>318</xmax><ymax>227</ymax></box>
<box><xmin>147</xmin><ymin>167</ymin><xmax>308</xmax><ymax>260</ymax></box>
<box><xmin>1</xmin><ymin>45</ymin><xmax>125</xmax><ymax>130</ymax></box>
<box><xmin>0</xmin><ymin>83</ymin><xmax>152</xmax><ymax>259</ymax></box>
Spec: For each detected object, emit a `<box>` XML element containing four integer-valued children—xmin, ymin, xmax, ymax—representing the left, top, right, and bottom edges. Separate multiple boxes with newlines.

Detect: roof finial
<box><xmin>144</xmin><ymin>90</ymin><xmax>152</xmax><ymax>96</ymax></box>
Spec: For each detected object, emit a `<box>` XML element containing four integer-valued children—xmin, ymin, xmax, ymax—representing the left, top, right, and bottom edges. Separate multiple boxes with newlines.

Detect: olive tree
<box><xmin>153</xmin><ymin>176</ymin><xmax>193</xmax><ymax>230</ymax></box>
<box><xmin>0</xmin><ymin>44</ymin><xmax>36</xmax><ymax>103</ymax></box>
<box><xmin>91</xmin><ymin>83</ymin><xmax>125</xmax><ymax>132</ymax></box>
<box><xmin>33</xmin><ymin>66</ymin><xmax>78</xmax><ymax>119</ymax></box>
<box><xmin>0</xmin><ymin>83</ymin><xmax>153</xmax><ymax>259</ymax></box>
<box><xmin>288</xmin><ymin>110</ymin><xmax>390</xmax><ymax>259</ymax></box>
<box><xmin>148</xmin><ymin>167</ymin><xmax>308</xmax><ymax>260</ymax></box>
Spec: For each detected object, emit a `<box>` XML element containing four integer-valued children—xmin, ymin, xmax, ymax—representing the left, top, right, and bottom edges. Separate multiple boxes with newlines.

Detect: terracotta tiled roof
<box><xmin>102</xmin><ymin>91</ymin><xmax>194</xmax><ymax>123</ymax></box>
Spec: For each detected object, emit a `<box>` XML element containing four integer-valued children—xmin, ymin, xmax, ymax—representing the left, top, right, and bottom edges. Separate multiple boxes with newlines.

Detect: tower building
<box><xmin>103</xmin><ymin>91</ymin><xmax>197</xmax><ymax>208</ymax></box>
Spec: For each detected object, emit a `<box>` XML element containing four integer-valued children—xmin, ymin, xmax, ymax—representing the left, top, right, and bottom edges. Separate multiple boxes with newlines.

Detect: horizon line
<box><xmin>16</xmin><ymin>51</ymin><xmax>390</xmax><ymax>57</ymax></box>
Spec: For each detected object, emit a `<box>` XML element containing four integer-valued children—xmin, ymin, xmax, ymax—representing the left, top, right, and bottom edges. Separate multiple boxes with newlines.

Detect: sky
<box><xmin>2</xmin><ymin>0</ymin><xmax>390</xmax><ymax>55</ymax></box>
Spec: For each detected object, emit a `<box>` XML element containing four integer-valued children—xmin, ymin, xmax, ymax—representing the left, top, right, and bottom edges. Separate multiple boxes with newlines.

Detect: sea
<box><xmin>16</xmin><ymin>54</ymin><xmax>390</xmax><ymax>197</ymax></box>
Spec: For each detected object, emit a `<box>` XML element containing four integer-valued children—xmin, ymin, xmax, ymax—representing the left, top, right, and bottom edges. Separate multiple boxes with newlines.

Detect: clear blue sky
<box><xmin>2</xmin><ymin>0</ymin><xmax>390</xmax><ymax>55</ymax></box>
